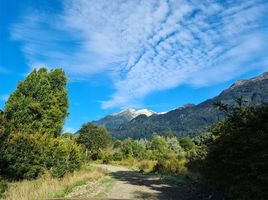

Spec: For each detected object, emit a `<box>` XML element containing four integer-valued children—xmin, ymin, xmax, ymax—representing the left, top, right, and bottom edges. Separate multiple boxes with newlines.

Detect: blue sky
<box><xmin>0</xmin><ymin>0</ymin><xmax>268</xmax><ymax>132</ymax></box>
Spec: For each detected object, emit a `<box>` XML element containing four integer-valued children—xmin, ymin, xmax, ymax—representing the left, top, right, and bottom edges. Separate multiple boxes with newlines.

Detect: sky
<box><xmin>0</xmin><ymin>0</ymin><xmax>268</xmax><ymax>132</ymax></box>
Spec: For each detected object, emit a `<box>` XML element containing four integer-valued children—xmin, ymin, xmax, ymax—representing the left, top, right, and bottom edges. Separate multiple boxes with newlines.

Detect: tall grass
<box><xmin>1</xmin><ymin>165</ymin><xmax>106</xmax><ymax>200</ymax></box>
<box><xmin>111</xmin><ymin>158</ymin><xmax>157</xmax><ymax>172</ymax></box>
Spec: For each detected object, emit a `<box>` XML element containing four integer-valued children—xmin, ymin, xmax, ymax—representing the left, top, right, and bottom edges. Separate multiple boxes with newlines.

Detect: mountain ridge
<box><xmin>93</xmin><ymin>72</ymin><xmax>268</xmax><ymax>139</ymax></box>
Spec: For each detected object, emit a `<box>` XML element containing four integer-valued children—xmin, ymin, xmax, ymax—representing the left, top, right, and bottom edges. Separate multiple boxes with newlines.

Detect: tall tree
<box><xmin>4</xmin><ymin>68</ymin><xmax>68</xmax><ymax>136</ymax></box>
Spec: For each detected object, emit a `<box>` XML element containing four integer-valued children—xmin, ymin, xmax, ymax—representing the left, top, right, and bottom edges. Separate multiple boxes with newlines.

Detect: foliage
<box><xmin>0</xmin><ymin>178</ymin><xmax>8</xmax><ymax>198</ymax></box>
<box><xmin>179</xmin><ymin>137</ymin><xmax>195</xmax><ymax>151</ymax></box>
<box><xmin>154</xmin><ymin>154</ymin><xmax>187</xmax><ymax>174</ymax></box>
<box><xmin>76</xmin><ymin>123</ymin><xmax>112</xmax><ymax>158</ymax></box>
<box><xmin>103</xmin><ymin>134</ymin><xmax>191</xmax><ymax>175</ymax></box>
<box><xmin>2</xmin><ymin>164</ymin><xmax>105</xmax><ymax>200</ymax></box>
<box><xmin>119</xmin><ymin>139</ymin><xmax>147</xmax><ymax>159</ymax></box>
<box><xmin>200</xmin><ymin>104</ymin><xmax>268</xmax><ymax>200</ymax></box>
<box><xmin>2</xmin><ymin>132</ymin><xmax>83</xmax><ymax>179</ymax></box>
<box><xmin>0</xmin><ymin>111</ymin><xmax>8</xmax><ymax>175</ymax></box>
<box><xmin>4</xmin><ymin>68</ymin><xmax>68</xmax><ymax>137</ymax></box>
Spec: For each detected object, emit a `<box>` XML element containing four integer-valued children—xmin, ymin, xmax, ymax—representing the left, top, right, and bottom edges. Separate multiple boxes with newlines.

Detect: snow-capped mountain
<box><xmin>91</xmin><ymin>108</ymin><xmax>159</xmax><ymax>130</ymax></box>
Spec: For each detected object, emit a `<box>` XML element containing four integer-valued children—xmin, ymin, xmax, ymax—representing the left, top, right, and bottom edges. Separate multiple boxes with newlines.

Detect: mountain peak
<box><xmin>113</xmin><ymin>108</ymin><xmax>157</xmax><ymax>117</ymax></box>
<box><xmin>92</xmin><ymin>108</ymin><xmax>158</xmax><ymax>130</ymax></box>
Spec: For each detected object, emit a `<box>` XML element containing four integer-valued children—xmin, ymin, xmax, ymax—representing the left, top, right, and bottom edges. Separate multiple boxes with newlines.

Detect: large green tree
<box><xmin>76</xmin><ymin>123</ymin><xmax>112</xmax><ymax>158</ymax></box>
<box><xmin>4</xmin><ymin>68</ymin><xmax>68</xmax><ymax>136</ymax></box>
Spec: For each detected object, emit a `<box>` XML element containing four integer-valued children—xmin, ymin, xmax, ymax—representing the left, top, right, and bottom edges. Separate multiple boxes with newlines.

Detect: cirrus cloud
<box><xmin>11</xmin><ymin>0</ymin><xmax>268</xmax><ymax>108</ymax></box>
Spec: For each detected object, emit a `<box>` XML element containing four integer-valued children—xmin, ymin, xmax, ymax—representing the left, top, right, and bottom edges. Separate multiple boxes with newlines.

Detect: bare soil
<box><xmin>64</xmin><ymin>164</ymin><xmax>226</xmax><ymax>200</ymax></box>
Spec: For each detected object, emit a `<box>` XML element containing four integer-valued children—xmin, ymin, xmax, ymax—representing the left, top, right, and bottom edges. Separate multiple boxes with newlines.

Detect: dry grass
<box><xmin>1</xmin><ymin>165</ymin><xmax>106</xmax><ymax>200</ymax></box>
<box><xmin>111</xmin><ymin>158</ymin><xmax>157</xmax><ymax>172</ymax></box>
<box><xmin>137</xmin><ymin>160</ymin><xmax>157</xmax><ymax>172</ymax></box>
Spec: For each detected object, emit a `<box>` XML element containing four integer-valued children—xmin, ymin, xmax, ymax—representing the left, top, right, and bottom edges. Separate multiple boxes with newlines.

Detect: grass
<box><xmin>1</xmin><ymin>164</ymin><xmax>107</xmax><ymax>200</ymax></box>
<box><xmin>110</xmin><ymin>158</ymin><xmax>157</xmax><ymax>172</ymax></box>
<box><xmin>96</xmin><ymin>177</ymin><xmax>116</xmax><ymax>197</ymax></box>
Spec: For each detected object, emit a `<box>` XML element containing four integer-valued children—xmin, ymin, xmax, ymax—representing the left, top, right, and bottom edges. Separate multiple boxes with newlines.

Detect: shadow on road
<box><xmin>109</xmin><ymin>170</ymin><xmax>227</xmax><ymax>200</ymax></box>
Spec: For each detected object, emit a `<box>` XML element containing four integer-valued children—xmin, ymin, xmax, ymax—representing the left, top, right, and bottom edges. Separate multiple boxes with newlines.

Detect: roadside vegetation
<box><xmin>0</xmin><ymin>67</ymin><xmax>267</xmax><ymax>200</ymax></box>
<box><xmin>1</xmin><ymin>165</ymin><xmax>106</xmax><ymax>200</ymax></box>
<box><xmin>82</xmin><ymin>102</ymin><xmax>268</xmax><ymax>200</ymax></box>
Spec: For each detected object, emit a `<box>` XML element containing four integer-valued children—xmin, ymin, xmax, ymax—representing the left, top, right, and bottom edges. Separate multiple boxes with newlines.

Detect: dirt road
<box><xmin>93</xmin><ymin>164</ymin><xmax>194</xmax><ymax>200</ymax></box>
<box><xmin>64</xmin><ymin>164</ymin><xmax>224</xmax><ymax>200</ymax></box>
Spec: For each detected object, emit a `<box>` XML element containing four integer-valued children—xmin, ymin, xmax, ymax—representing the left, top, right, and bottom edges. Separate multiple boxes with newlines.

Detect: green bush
<box><xmin>2</xmin><ymin>133</ymin><xmax>83</xmax><ymax>179</ymax></box>
<box><xmin>97</xmin><ymin>150</ymin><xmax>113</xmax><ymax>164</ymax></box>
<box><xmin>154</xmin><ymin>154</ymin><xmax>187</xmax><ymax>174</ymax></box>
<box><xmin>112</xmin><ymin>151</ymin><xmax>124</xmax><ymax>161</ymax></box>
<box><xmin>47</xmin><ymin>136</ymin><xmax>84</xmax><ymax>178</ymax></box>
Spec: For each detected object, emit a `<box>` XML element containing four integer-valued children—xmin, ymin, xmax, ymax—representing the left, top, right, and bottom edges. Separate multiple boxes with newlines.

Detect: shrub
<box><xmin>2</xmin><ymin>133</ymin><xmax>83</xmax><ymax>179</ymax></box>
<box><xmin>112</xmin><ymin>151</ymin><xmax>124</xmax><ymax>161</ymax></box>
<box><xmin>137</xmin><ymin>160</ymin><xmax>157</xmax><ymax>172</ymax></box>
<box><xmin>47</xmin><ymin>136</ymin><xmax>84</xmax><ymax>178</ymax></box>
<box><xmin>97</xmin><ymin>150</ymin><xmax>113</xmax><ymax>164</ymax></box>
<box><xmin>154</xmin><ymin>154</ymin><xmax>187</xmax><ymax>174</ymax></box>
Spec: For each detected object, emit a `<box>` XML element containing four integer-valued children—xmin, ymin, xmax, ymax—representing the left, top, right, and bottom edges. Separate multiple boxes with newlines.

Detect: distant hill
<box><xmin>93</xmin><ymin>72</ymin><xmax>268</xmax><ymax>139</ymax></box>
<box><xmin>92</xmin><ymin>108</ymin><xmax>159</xmax><ymax>130</ymax></box>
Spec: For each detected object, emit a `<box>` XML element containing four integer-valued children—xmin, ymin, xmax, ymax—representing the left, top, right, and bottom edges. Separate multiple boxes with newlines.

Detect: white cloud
<box><xmin>63</xmin><ymin>127</ymin><xmax>75</xmax><ymax>133</ymax></box>
<box><xmin>11</xmin><ymin>0</ymin><xmax>268</xmax><ymax>108</ymax></box>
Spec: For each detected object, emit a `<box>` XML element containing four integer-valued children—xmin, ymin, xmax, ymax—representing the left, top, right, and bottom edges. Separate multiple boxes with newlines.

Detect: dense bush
<box><xmin>154</xmin><ymin>154</ymin><xmax>187</xmax><ymax>174</ymax></box>
<box><xmin>2</xmin><ymin>133</ymin><xmax>83</xmax><ymax>179</ymax></box>
<box><xmin>200</xmin><ymin>104</ymin><xmax>268</xmax><ymax>200</ymax></box>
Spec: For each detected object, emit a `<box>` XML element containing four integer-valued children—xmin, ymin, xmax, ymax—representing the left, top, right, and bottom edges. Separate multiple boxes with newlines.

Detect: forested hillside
<box><xmin>105</xmin><ymin>72</ymin><xmax>268</xmax><ymax>139</ymax></box>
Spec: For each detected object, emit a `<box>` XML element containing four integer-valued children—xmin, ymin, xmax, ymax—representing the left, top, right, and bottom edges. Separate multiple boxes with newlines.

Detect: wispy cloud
<box><xmin>11</xmin><ymin>0</ymin><xmax>268</xmax><ymax>108</ymax></box>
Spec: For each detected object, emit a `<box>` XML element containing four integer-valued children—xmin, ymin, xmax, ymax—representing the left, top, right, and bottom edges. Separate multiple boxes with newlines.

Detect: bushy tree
<box><xmin>150</xmin><ymin>135</ymin><xmax>169</xmax><ymax>158</ymax></box>
<box><xmin>120</xmin><ymin>139</ymin><xmax>147</xmax><ymax>159</ymax></box>
<box><xmin>4</xmin><ymin>68</ymin><xmax>68</xmax><ymax>136</ymax></box>
<box><xmin>201</xmin><ymin>104</ymin><xmax>268</xmax><ymax>200</ymax></box>
<box><xmin>76</xmin><ymin>123</ymin><xmax>112</xmax><ymax>158</ymax></box>
<box><xmin>179</xmin><ymin>137</ymin><xmax>195</xmax><ymax>151</ymax></box>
